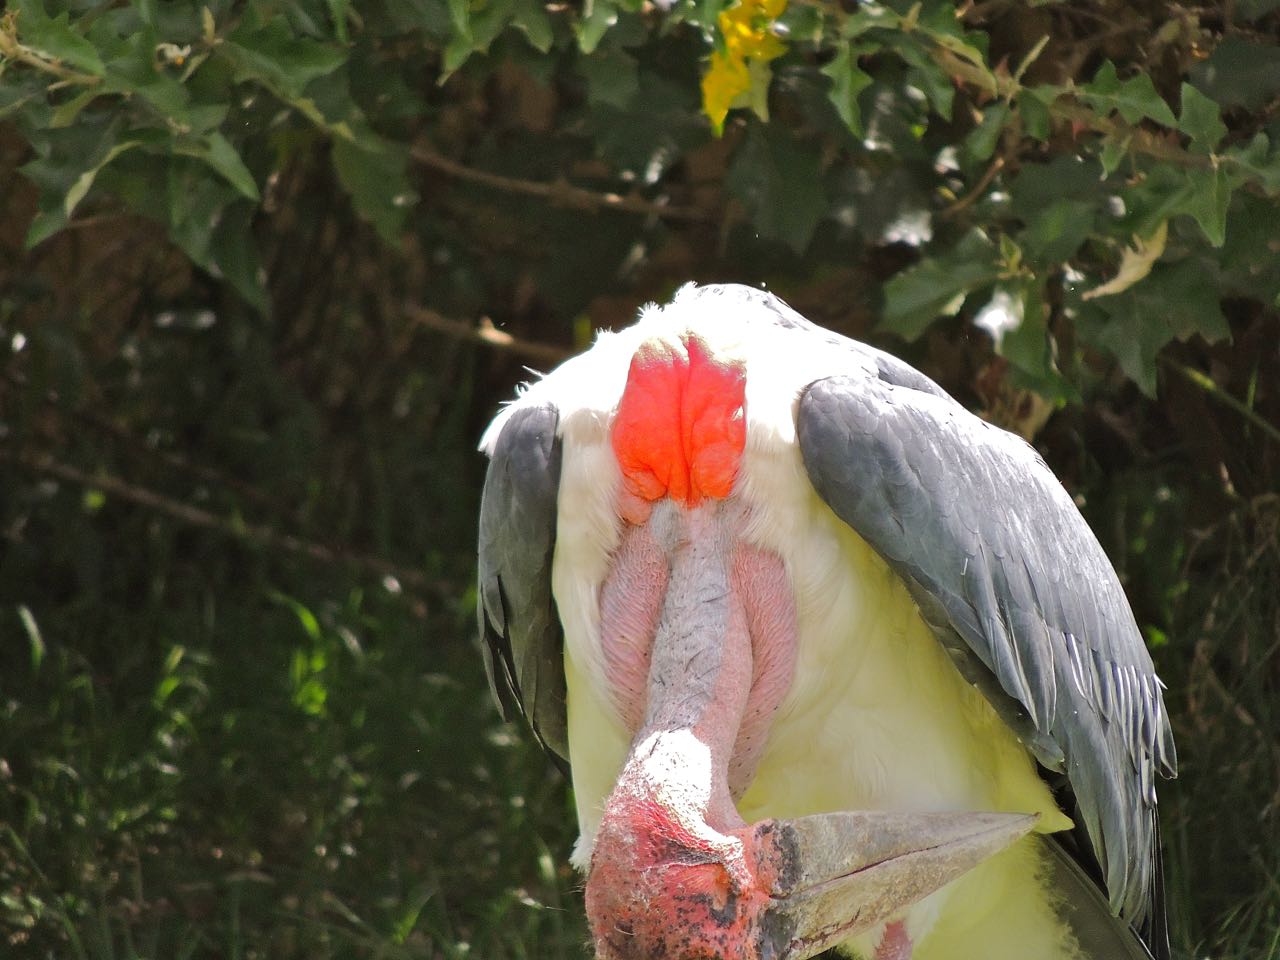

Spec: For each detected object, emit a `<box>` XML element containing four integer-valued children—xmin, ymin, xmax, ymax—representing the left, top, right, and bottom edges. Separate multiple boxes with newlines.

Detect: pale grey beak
<box><xmin>752</xmin><ymin>810</ymin><xmax>1040</xmax><ymax>960</ymax></box>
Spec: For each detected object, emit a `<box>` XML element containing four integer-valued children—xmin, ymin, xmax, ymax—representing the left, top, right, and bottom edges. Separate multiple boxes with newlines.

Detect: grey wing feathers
<box><xmin>477</xmin><ymin>403</ymin><xmax>568</xmax><ymax>763</ymax></box>
<box><xmin>796</xmin><ymin>374</ymin><xmax>1176</xmax><ymax>934</ymax></box>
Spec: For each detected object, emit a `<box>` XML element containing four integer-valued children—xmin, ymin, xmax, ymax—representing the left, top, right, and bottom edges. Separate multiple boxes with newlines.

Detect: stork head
<box><xmin>584</xmin><ymin>789</ymin><xmax>1037</xmax><ymax>960</ymax></box>
<box><xmin>578</xmin><ymin>328</ymin><xmax>1037</xmax><ymax>960</ymax></box>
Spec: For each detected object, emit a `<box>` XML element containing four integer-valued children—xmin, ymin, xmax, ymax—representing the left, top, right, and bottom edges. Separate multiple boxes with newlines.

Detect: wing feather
<box><xmin>477</xmin><ymin>403</ymin><xmax>568</xmax><ymax>763</ymax></box>
<box><xmin>796</xmin><ymin>373</ymin><xmax>1176</xmax><ymax>943</ymax></box>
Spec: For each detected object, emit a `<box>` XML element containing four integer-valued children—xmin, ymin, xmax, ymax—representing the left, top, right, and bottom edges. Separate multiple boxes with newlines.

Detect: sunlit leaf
<box><xmin>1223</xmin><ymin>133</ymin><xmax>1280</xmax><ymax>195</ymax></box>
<box><xmin>1178</xmin><ymin>83</ymin><xmax>1227</xmax><ymax>153</ymax></box>
<box><xmin>222</xmin><ymin>15</ymin><xmax>348</xmax><ymax>99</ymax></box>
<box><xmin>1022</xmin><ymin>198</ymin><xmax>1095</xmax><ymax>265</ymax></box>
<box><xmin>1083</xmin><ymin>221</ymin><xmax>1168</xmax><ymax>300</ymax></box>
<box><xmin>174</xmin><ymin>132</ymin><xmax>260</xmax><ymax>201</ymax></box>
<box><xmin>17</xmin><ymin>605</ymin><xmax>45</xmax><ymax>672</ymax></box>
<box><xmin>821</xmin><ymin>44</ymin><xmax>873</xmax><ymax>135</ymax></box>
<box><xmin>1081</xmin><ymin>60</ymin><xmax>1176</xmax><ymax>126</ymax></box>
<box><xmin>10</xmin><ymin>0</ymin><xmax>105</xmax><ymax>76</ymax></box>
<box><xmin>1087</xmin><ymin>258</ymin><xmax>1228</xmax><ymax>395</ymax></box>
<box><xmin>881</xmin><ymin>229</ymin><xmax>1001</xmax><ymax>340</ymax></box>
<box><xmin>1181</xmin><ymin>165</ymin><xmax>1234</xmax><ymax>247</ymax></box>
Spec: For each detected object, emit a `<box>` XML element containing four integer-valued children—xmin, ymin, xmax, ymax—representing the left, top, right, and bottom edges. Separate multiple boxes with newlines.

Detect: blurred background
<box><xmin>0</xmin><ymin>0</ymin><xmax>1277</xmax><ymax>956</ymax></box>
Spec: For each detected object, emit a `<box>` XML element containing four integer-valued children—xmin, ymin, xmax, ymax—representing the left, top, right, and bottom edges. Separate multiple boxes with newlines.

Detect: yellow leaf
<box><xmin>702</xmin><ymin>49</ymin><xmax>749</xmax><ymax>134</ymax></box>
<box><xmin>1082</xmin><ymin>221</ymin><xmax>1168</xmax><ymax>300</ymax></box>
<box><xmin>701</xmin><ymin>0</ymin><xmax>788</xmax><ymax>133</ymax></box>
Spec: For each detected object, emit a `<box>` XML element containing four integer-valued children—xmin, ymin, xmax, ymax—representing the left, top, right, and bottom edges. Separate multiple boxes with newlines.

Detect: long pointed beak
<box><xmin>752</xmin><ymin>810</ymin><xmax>1039</xmax><ymax>960</ymax></box>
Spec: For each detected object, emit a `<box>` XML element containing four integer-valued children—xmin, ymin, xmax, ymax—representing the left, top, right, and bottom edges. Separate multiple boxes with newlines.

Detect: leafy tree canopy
<box><xmin>3</xmin><ymin>0</ymin><xmax>1280</xmax><ymax>390</ymax></box>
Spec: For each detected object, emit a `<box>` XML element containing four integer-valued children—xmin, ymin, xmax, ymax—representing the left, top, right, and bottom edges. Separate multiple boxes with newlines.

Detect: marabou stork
<box><xmin>477</xmin><ymin>283</ymin><xmax>1176</xmax><ymax>960</ymax></box>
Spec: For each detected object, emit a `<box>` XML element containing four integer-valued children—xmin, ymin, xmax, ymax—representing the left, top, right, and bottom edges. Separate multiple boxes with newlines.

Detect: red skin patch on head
<box><xmin>612</xmin><ymin>334</ymin><xmax>746</xmax><ymax>522</ymax></box>
<box><xmin>585</xmin><ymin>798</ymin><xmax>786</xmax><ymax>960</ymax></box>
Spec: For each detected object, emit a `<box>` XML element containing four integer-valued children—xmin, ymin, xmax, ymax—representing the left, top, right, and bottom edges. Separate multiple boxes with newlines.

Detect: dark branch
<box><xmin>0</xmin><ymin>447</ymin><xmax>452</xmax><ymax>602</ymax></box>
<box><xmin>404</xmin><ymin>304</ymin><xmax>570</xmax><ymax>368</ymax></box>
<box><xmin>410</xmin><ymin>144</ymin><xmax>716</xmax><ymax>223</ymax></box>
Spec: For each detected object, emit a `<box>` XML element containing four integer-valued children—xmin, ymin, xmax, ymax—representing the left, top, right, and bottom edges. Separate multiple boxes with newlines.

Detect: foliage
<box><xmin>0</xmin><ymin>0</ymin><xmax>1278</xmax><ymax>957</ymax></box>
<box><xmin>2</xmin><ymin>0</ymin><xmax>1280</xmax><ymax>391</ymax></box>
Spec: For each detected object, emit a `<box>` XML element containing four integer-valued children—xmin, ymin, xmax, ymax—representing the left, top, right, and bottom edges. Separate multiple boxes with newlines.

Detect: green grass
<box><xmin>1158</xmin><ymin>497</ymin><xmax>1280</xmax><ymax>960</ymax></box>
<box><xmin>0</xmin><ymin>565</ymin><xmax>587</xmax><ymax>960</ymax></box>
<box><xmin>0</xmin><ymin>493</ymin><xmax>1275</xmax><ymax>960</ymax></box>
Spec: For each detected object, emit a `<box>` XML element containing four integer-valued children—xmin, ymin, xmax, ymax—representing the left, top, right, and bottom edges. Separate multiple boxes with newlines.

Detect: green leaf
<box><xmin>1010</xmin><ymin>155</ymin><xmax>1104</xmax><ymax>222</ymax></box>
<box><xmin>1002</xmin><ymin>282</ymin><xmax>1055</xmax><ymax>384</ymax></box>
<box><xmin>580</xmin><ymin>47</ymin><xmax>638</xmax><ymax>109</ymax></box>
<box><xmin>577</xmin><ymin>0</ymin><xmax>617</xmax><ymax>54</ymax></box>
<box><xmin>64</xmin><ymin>139</ymin><xmax>142</xmax><ymax>216</ymax></box>
<box><xmin>1081</xmin><ymin>61</ymin><xmax>1176</xmax><ymax>126</ymax></box>
<box><xmin>1119</xmin><ymin>162</ymin><xmax>1242</xmax><ymax>243</ymax></box>
<box><xmin>1021</xmin><ymin>198</ymin><xmax>1095</xmax><ymax>265</ymax></box>
<box><xmin>380</xmin><ymin>0</ymin><xmax>453</xmax><ymax>34</ymax></box>
<box><xmin>10</xmin><ymin>0</ymin><xmax>105</xmax><ymax>76</ymax></box>
<box><xmin>961</xmin><ymin>101</ymin><xmax>1010</xmax><ymax>166</ymax></box>
<box><xmin>821</xmin><ymin>45</ymin><xmax>873</xmax><ymax>136</ymax></box>
<box><xmin>447</xmin><ymin>0</ymin><xmax>472</xmax><ymax>32</ymax></box>
<box><xmin>1182</xmin><ymin>164</ymin><xmax>1233</xmax><ymax>247</ymax></box>
<box><xmin>1018</xmin><ymin>86</ymin><xmax>1059</xmax><ymax>142</ymax></box>
<box><xmin>167</xmin><ymin>158</ymin><xmax>234</xmax><ymax>266</ymax></box>
<box><xmin>17</xmin><ymin>605</ymin><xmax>45</xmax><ymax>673</ymax></box>
<box><xmin>99</xmin><ymin>30</ymin><xmax>197</xmax><ymax>123</ymax></box>
<box><xmin>22</xmin><ymin>120</ymin><xmax>160</xmax><ymax>247</ymax></box>
<box><xmin>888</xmin><ymin>33</ymin><xmax>954</xmax><ymax>120</ymax></box>
<box><xmin>840</xmin><ymin>4</ymin><xmax>899</xmax><ymax>39</ymax></box>
<box><xmin>274</xmin><ymin>591</ymin><xmax>323</xmax><ymax>642</ymax></box>
<box><xmin>331</xmin><ymin>138</ymin><xmax>417</xmax><ymax>244</ymax></box>
<box><xmin>1223</xmin><ymin>133</ymin><xmax>1280</xmax><ymax>194</ymax></box>
<box><xmin>0</xmin><ymin>75</ymin><xmax>48</xmax><ymax>122</ymax></box>
<box><xmin>1178</xmin><ymin>83</ymin><xmax>1226</xmax><ymax>153</ymax></box>
<box><xmin>163</xmin><ymin>159</ymin><xmax>267</xmax><ymax>311</ymax></box>
<box><xmin>880</xmin><ymin>229</ymin><xmax>1001</xmax><ymax>340</ymax></box>
<box><xmin>48</xmin><ymin>89</ymin><xmax>102</xmax><ymax>128</ymax></box>
<box><xmin>512</xmin><ymin>0</ymin><xmax>553</xmax><ymax>52</ymax></box>
<box><xmin>1099</xmin><ymin>132</ymin><xmax>1132</xmax><ymax>176</ymax></box>
<box><xmin>222</xmin><ymin>16</ymin><xmax>348</xmax><ymax>100</ymax></box>
<box><xmin>173</xmin><ymin>132</ymin><xmax>261</xmax><ymax>201</ymax></box>
<box><xmin>1217</xmin><ymin>192</ymin><xmax>1280</xmax><ymax>302</ymax></box>
<box><xmin>327</xmin><ymin>0</ymin><xmax>351</xmax><ymax>42</ymax></box>
<box><xmin>439</xmin><ymin>0</ymin><xmax>516</xmax><ymax>76</ymax></box>
<box><xmin>1086</xmin><ymin>259</ymin><xmax>1228</xmax><ymax>396</ymax></box>
<box><xmin>725</xmin><ymin>124</ymin><xmax>826</xmax><ymax>255</ymax></box>
<box><xmin>1190</xmin><ymin>37</ymin><xmax>1280</xmax><ymax>112</ymax></box>
<box><xmin>209</xmin><ymin>202</ymin><xmax>268</xmax><ymax>312</ymax></box>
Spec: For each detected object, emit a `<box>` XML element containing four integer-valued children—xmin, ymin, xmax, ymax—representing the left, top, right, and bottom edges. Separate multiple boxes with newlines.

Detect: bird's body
<box><xmin>478</xmin><ymin>284</ymin><xmax>1174</xmax><ymax>960</ymax></box>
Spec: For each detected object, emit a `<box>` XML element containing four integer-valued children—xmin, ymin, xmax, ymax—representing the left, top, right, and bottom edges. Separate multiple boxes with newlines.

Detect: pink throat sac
<box><xmin>586</xmin><ymin>334</ymin><xmax>798</xmax><ymax>959</ymax></box>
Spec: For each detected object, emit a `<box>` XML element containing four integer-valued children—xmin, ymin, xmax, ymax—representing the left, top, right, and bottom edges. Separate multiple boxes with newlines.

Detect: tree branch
<box><xmin>0</xmin><ymin>448</ymin><xmax>452</xmax><ymax>600</ymax></box>
<box><xmin>403</xmin><ymin>304</ymin><xmax>570</xmax><ymax>368</ymax></box>
<box><xmin>410</xmin><ymin>144</ymin><xmax>716</xmax><ymax>223</ymax></box>
<box><xmin>1164</xmin><ymin>359</ymin><xmax>1280</xmax><ymax>448</ymax></box>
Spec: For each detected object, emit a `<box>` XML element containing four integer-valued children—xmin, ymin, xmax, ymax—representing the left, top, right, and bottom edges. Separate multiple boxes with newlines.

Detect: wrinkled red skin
<box><xmin>586</xmin><ymin>807</ymin><xmax>790</xmax><ymax>960</ymax></box>
<box><xmin>611</xmin><ymin>332</ymin><xmax>747</xmax><ymax>524</ymax></box>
